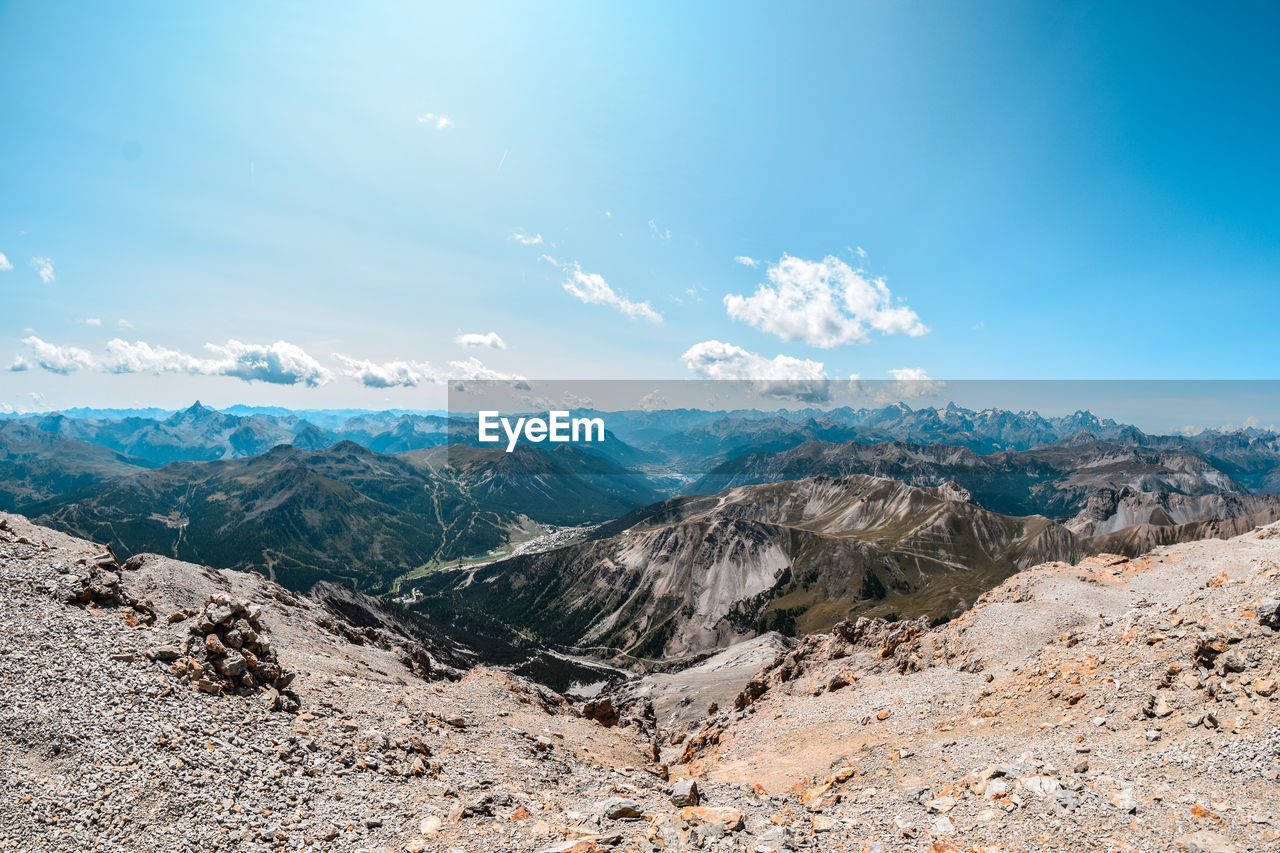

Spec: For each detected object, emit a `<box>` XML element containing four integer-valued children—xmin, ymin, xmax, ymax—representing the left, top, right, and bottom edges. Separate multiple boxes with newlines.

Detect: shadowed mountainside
<box><xmin>410</xmin><ymin>475</ymin><xmax>1088</xmax><ymax>659</ymax></box>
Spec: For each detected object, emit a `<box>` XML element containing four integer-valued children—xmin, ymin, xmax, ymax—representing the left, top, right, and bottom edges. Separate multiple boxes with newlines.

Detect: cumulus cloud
<box><xmin>639</xmin><ymin>390</ymin><xmax>668</xmax><ymax>411</ymax></box>
<box><xmin>724</xmin><ymin>254</ymin><xmax>927</xmax><ymax>348</ymax></box>
<box><xmin>333</xmin><ymin>352</ymin><xmax>521</xmax><ymax>387</ymax></box>
<box><xmin>85</xmin><ymin>318</ymin><xmax>102</xmax><ymax>327</ymax></box>
<box><xmin>103</xmin><ymin>339</ymin><xmax>209</xmax><ymax>375</ymax></box>
<box><xmin>417</xmin><ymin>112</ymin><xmax>453</xmax><ymax>130</ymax></box>
<box><xmin>99</xmin><ymin>338</ymin><xmax>332</xmax><ymax>386</ymax></box>
<box><xmin>446</xmin><ymin>356</ymin><xmax>524</xmax><ymax>381</ymax></box>
<box><xmin>454</xmin><ymin>331</ymin><xmax>506</xmax><ymax>349</ymax></box>
<box><xmin>517</xmin><ymin>390</ymin><xmax>594</xmax><ymax>411</ymax></box>
<box><xmin>203</xmin><ymin>340</ymin><xmax>332</xmax><ymax>386</ymax></box>
<box><xmin>512</xmin><ymin>230</ymin><xmax>543</xmax><ymax>246</ymax></box>
<box><xmin>557</xmin><ymin>261</ymin><xmax>662</xmax><ymax>323</ymax></box>
<box><xmin>733</xmin><ymin>256</ymin><xmax>760</xmax><ymax>268</ymax></box>
<box><xmin>0</xmin><ymin>253</ymin><xmax>12</xmax><ymax>272</ymax></box>
<box><xmin>12</xmin><ymin>336</ymin><xmax>94</xmax><ymax>374</ymax></box>
<box><xmin>8</xmin><ymin>333</ymin><xmax>525</xmax><ymax>391</ymax></box>
<box><xmin>334</xmin><ymin>354</ymin><xmax>430</xmax><ymax>388</ymax></box>
<box><xmin>31</xmin><ymin>257</ymin><xmax>55</xmax><ymax>283</ymax></box>
<box><xmin>884</xmin><ymin>367</ymin><xmax>945</xmax><ymax>401</ymax></box>
<box><xmin>681</xmin><ymin>339</ymin><xmax>830</xmax><ymax>402</ymax></box>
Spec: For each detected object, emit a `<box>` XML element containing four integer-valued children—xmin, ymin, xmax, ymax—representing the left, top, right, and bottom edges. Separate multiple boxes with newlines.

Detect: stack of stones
<box><xmin>164</xmin><ymin>594</ymin><xmax>300</xmax><ymax>712</ymax></box>
<box><xmin>65</xmin><ymin>546</ymin><xmax>156</xmax><ymax>626</ymax></box>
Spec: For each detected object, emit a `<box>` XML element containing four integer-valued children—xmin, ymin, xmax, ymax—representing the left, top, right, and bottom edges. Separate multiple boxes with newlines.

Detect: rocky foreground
<box><xmin>2</xmin><ymin>512</ymin><xmax>1278</xmax><ymax>852</ymax></box>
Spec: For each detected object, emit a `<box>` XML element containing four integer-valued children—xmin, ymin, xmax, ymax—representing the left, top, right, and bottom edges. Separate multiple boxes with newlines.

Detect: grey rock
<box><xmin>671</xmin><ymin>779</ymin><xmax>699</xmax><ymax>807</ymax></box>
<box><xmin>599</xmin><ymin>796</ymin><xmax>644</xmax><ymax>820</ymax></box>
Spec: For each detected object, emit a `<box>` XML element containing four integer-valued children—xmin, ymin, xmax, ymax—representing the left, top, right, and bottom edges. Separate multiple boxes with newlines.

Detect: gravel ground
<box><xmin>3</xmin><ymin>510</ymin><xmax>1279</xmax><ymax>852</ymax></box>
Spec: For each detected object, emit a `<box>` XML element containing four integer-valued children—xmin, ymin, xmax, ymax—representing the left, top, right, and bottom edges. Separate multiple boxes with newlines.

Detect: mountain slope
<box><xmin>656</xmin><ymin>523</ymin><xmax>1280</xmax><ymax>853</ymax></box>
<box><xmin>32</xmin><ymin>441</ymin><xmax>664</xmax><ymax>592</ymax></box>
<box><xmin>411</xmin><ymin>475</ymin><xmax>1087</xmax><ymax>659</ymax></box>
<box><xmin>402</xmin><ymin>443</ymin><xmax>664</xmax><ymax>524</ymax></box>
<box><xmin>0</xmin><ymin>421</ymin><xmax>147</xmax><ymax>511</ymax></box>
<box><xmin>695</xmin><ymin>437</ymin><xmax>1280</xmax><ymax>530</ymax></box>
<box><xmin>34</xmin><ymin>442</ymin><xmax>519</xmax><ymax>591</ymax></box>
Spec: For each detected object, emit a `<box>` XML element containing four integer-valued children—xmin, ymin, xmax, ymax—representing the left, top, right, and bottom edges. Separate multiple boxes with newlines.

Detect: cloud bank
<box><xmin>12</xmin><ymin>337</ymin><xmax>333</xmax><ymax>386</ymax></box>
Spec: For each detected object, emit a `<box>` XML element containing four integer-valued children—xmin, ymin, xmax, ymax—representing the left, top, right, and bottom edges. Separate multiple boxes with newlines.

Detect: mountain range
<box><xmin>6</xmin><ymin>400</ymin><xmax>1280</xmax><ymax>634</ymax></box>
<box><xmin>30</xmin><ymin>440</ymin><xmax>660</xmax><ymax>592</ymax></box>
<box><xmin>693</xmin><ymin>435</ymin><xmax>1280</xmax><ymax>531</ymax></box>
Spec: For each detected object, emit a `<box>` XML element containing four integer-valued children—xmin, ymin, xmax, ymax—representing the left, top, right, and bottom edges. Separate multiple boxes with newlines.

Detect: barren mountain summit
<box><xmin>3</xmin><ymin>509</ymin><xmax>1279</xmax><ymax>851</ymax></box>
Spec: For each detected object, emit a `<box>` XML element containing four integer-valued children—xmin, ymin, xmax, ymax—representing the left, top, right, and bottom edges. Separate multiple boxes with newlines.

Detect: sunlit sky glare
<box><xmin>2</xmin><ymin>1</ymin><xmax>1279</xmax><ymax>413</ymax></box>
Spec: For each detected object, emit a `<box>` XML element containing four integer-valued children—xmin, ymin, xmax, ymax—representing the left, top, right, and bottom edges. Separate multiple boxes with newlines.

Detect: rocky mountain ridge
<box><xmin>695</xmin><ymin>437</ymin><xmax>1280</xmax><ymax>534</ymax></box>
<box><xmin>410</xmin><ymin>475</ymin><xmax>1090</xmax><ymax>659</ymax></box>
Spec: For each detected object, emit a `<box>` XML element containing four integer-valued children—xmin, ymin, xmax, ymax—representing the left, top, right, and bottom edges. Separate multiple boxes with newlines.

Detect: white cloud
<box><xmin>454</xmin><ymin>331</ymin><xmax>506</xmax><ymax>349</ymax></box>
<box><xmin>512</xmin><ymin>230</ymin><xmax>543</xmax><ymax>246</ymax></box>
<box><xmin>888</xmin><ymin>367</ymin><xmax>929</xmax><ymax>382</ymax></box>
<box><xmin>445</xmin><ymin>356</ymin><xmax>524</xmax><ymax>381</ymax></box>
<box><xmin>105</xmin><ymin>338</ymin><xmax>330</xmax><ymax>386</ymax></box>
<box><xmin>648</xmin><ymin>218</ymin><xmax>671</xmax><ymax>239</ymax></box>
<box><xmin>118</xmin><ymin>319</ymin><xmax>133</xmax><ymax>329</ymax></box>
<box><xmin>724</xmin><ymin>254</ymin><xmax>927</xmax><ymax>348</ymax></box>
<box><xmin>855</xmin><ymin>246</ymin><xmax>868</xmax><ymax>259</ymax></box>
<box><xmin>733</xmin><ymin>256</ymin><xmax>760</xmax><ymax>268</ymax></box>
<box><xmin>0</xmin><ymin>253</ymin><xmax>12</xmax><ymax>272</ymax></box>
<box><xmin>417</xmin><ymin>112</ymin><xmax>453</xmax><ymax>130</ymax></box>
<box><xmin>604</xmin><ymin>210</ymin><xmax>612</xmax><ymax>218</ymax></box>
<box><xmin>639</xmin><ymin>390</ymin><xmax>668</xmax><ymax>411</ymax></box>
<box><xmin>85</xmin><ymin>318</ymin><xmax>102</xmax><ymax>327</ymax></box>
<box><xmin>12</xmin><ymin>336</ymin><xmax>94</xmax><ymax>374</ymax></box>
<box><xmin>8</xmin><ymin>356</ymin><xmax>29</xmax><ymax>372</ymax></box>
<box><xmin>557</xmin><ymin>261</ymin><xmax>662</xmax><ymax>323</ymax></box>
<box><xmin>333</xmin><ymin>353</ymin><xmax>522</xmax><ymax>388</ymax></box>
<box><xmin>681</xmin><ymin>339</ymin><xmax>830</xmax><ymax>402</ymax></box>
<box><xmin>203</xmin><ymin>340</ymin><xmax>332</xmax><ymax>386</ymax></box>
<box><xmin>334</xmin><ymin>354</ymin><xmax>430</xmax><ymax>388</ymax></box>
<box><xmin>885</xmin><ymin>367</ymin><xmax>945</xmax><ymax>401</ymax></box>
<box><xmin>31</xmin><ymin>257</ymin><xmax>55</xmax><ymax>283</ymax></box>
<box><xmin>517</xmin><ymin>390</ymin><xmax>594</xmax><ymax>410</ymax></box>
<box><xmin>11</xmin><ymin>335</ymin><xmax>333</xmax><ymax>387</ymax></box>
<box><xmin>103</xmin><ymin>339</ymin><xmax>209</xmax><ymax>375</ymax></box>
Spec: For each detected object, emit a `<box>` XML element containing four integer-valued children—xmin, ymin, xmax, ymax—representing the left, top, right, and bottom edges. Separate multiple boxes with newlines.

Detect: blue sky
<box><xmin>2</xmin><ymin>1</ymin><xmax>1278</xmax><ymax>412</ymax></box>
